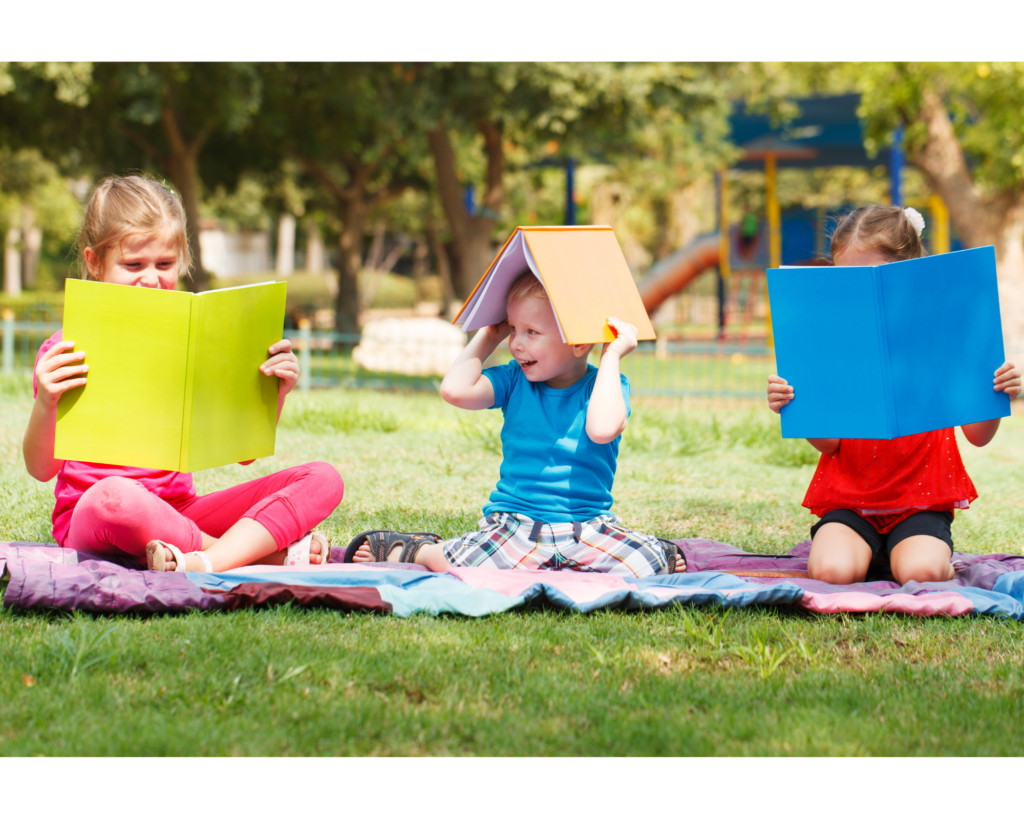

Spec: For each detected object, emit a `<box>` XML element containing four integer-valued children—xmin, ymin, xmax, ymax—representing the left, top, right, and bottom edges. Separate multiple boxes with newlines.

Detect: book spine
<box><xmin>872</xmin><ymin>268</ymin><xmax>898</xmax><ymax>438</ymax></box>
<box><xmin>179</xmin><ymin>297</ymin><xmax>202</xmax><ymax>471</ymax></box>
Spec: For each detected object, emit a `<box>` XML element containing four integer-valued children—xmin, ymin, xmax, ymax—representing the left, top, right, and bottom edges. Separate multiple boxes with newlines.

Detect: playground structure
<box><xmin>636</xmin><ymin>95</ymin><xmax>959</xmax><ymax>345</ymax></box>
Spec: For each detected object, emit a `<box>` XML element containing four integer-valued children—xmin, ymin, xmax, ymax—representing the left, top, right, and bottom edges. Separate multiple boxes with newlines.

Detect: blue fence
<box><xmin>1</xmin><ymin>319</ymin><xmax>776</xmax><ymax>400</ymax></box>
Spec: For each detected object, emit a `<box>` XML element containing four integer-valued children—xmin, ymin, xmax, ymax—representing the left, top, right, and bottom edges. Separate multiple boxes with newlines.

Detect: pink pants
<box><xmin>64</xmin><ymin>462</ymin><xmax>344</xmax><ymax>558</ymax></box>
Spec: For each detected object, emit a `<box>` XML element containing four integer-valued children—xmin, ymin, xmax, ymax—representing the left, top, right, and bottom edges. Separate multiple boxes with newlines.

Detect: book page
<box><xmin>880</xmin><ymin>246</ymin><xmax>1009</xmax><ymax>436</ymax></box>
<box><xmin>459</xmin><ymin>232</ymin><xmax>530</xmax><ymax>331</ymax></box>
<box><xmin>767</xmin><ymin>266</ymin><xmax>892</xmax><ymax>439</ymax></box>
<box><xmin>55</xmin><ymin>279</ymin><xmax>193</xmax><ymax>470</ymax></box>
<box><xmin>185</xmin><ymin>281</ymin><xmax>287</xmax><ymax>471</ymax></box>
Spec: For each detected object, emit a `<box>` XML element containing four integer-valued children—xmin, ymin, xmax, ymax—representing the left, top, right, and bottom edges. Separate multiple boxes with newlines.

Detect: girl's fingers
<box><xmin>41</xmin><ymin>340</ymin><xmax>77</xmax><ymax>360</ymax></box>
<box><xmin>261</xmin><ymin>354</ymin><xmax>298</xmax><ymax>374</ymax></box>
<box><xmin>50</xmin><ymin>364</ymin><xmax>89</xmax><ymax>381</ymax></box>
<box><xmin>49</xmin><ymin>377</ymin><xmax>87</xmax><ymax>394</ymax></box>
<box><xmin>42</xmin><ymin>351</ymin><xmax>86</xmax><ymax>372</ymax></box>
<box><xmin>995</xmin><ymin>361</ymin><xmax>1016</xmax><ymax>376</ymax></box>
<box><xmin>269</xmin><ymin>339</ymin><xmax>293</xmax><ymax>355</ymax></box>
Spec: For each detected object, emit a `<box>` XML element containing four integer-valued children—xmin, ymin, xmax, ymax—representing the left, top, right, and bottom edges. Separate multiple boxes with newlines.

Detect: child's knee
<box><xmin>890</xmin><ymin>536</ymin><xmax>953</xmax><ymax>584</ymax></box>
<box><xmin>892</xmin><ymin>553</ymin><xmax>952</xmax><ymax>584</ymax></box>
<box><xmin>307</xmin><ymin>461</ymin><xmax>344</xmax><ymax>506</ymax></box>
<box><xmin>808</xmin><ymin>561</ymin><xmax>865</xmax><ymax>585</ymax></box>
<box><xmin>80</xmin><ymin>476</ymin><xmax>146</xmax><ymax>524</ymax></box>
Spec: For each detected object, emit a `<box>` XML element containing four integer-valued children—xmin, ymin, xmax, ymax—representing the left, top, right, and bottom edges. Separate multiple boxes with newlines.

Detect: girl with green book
<box><xmin>23</xmin><ymin>175</ymin><xmax>344</xmax><ymax>573</ymax></box>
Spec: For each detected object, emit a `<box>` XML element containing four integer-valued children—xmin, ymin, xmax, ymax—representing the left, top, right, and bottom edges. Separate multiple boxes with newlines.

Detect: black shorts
<box><xmin>810</xmin><ymin>509</ymin><xmax>954</xmax><ymax>579</ymax></box>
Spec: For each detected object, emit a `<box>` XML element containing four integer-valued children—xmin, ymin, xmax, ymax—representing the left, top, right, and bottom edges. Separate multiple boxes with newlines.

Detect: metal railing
<box><xmin>2</xmin><ymin>319</ymin><xmax>775</xmax><ymax>399</ymax></box>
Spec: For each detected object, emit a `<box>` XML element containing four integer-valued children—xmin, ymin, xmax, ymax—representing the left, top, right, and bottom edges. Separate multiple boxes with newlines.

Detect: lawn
<box><xmin>2</xmin><ymin>374</ymin><xmax>1024</xmax><ymax>756</ymax></box>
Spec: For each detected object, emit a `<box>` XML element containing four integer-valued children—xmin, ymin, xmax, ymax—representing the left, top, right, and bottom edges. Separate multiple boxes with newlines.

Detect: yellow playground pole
<box><xmin>765</xmin><ymin>153</ymin><xmax>780</xmax><ymax>349</ymax></box>
<box><xmin>929</xmin><ymin>194</ymin><xmax>951</xmax><ymax>255</ymax></box>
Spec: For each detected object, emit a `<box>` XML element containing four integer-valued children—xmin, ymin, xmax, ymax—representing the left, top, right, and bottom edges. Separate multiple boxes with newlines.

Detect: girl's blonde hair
<box><xmin>830</xmin><ymin>205</ymin><xmax>925</xmax><ymax>263</ymax></box>
<box><xmin>76</xmin><ymin>175</ymin><xmax>192</xmax><ymax>280</ymax></box>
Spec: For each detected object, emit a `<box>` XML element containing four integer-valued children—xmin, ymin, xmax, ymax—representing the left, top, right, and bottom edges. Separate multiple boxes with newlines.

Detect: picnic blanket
<box><xmin>3</xmin><ymin>538</ymin><xmax>1023</xmax><ymax>619</ymax></box>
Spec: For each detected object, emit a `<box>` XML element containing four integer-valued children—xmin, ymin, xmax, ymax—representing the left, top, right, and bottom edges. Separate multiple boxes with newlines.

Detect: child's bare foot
<box><xmin>674</xmin><ymin>555</ymin><xmax>687</xmax><ymax>573</ymax></box>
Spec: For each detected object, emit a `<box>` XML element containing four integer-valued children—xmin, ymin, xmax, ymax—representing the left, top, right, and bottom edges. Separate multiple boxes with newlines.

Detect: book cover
<box><xmin>454</xmin><ymin>226</ymin><xmax>656</xmax><ymax>344</ymax></box>
<box><xmin>55</xmin><ymin>279</ymin><xmax>287</xmax><ymax>471</ymax></box>
<box><xmin>767</xmin><ymin>246</ymin><xmax>1010</xmax><ymax>439</ymax></box>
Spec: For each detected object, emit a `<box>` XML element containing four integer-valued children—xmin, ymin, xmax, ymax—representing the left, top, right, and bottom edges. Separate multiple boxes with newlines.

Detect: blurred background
<box><xmin>2</xmin><ymin>62</ymin><xmax>1021</xmax><ymax>396</ymax></box>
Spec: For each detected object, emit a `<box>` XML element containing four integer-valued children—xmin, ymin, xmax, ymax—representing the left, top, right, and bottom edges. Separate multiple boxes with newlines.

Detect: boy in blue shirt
<box><xmin>347</xmin><ymin>272</ymin><xmax>684</xmax><ymax>577</ymax></box>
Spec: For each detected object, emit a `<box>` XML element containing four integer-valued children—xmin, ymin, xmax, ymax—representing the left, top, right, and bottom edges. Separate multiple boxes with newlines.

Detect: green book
<box><xmin>55</xmin><ymin>278</ymin><xmax>288</xmax><ymax>472</ymax></box>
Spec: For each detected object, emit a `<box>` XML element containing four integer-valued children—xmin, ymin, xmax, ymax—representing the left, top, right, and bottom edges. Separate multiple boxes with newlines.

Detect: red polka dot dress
<box><xmin>802</xmin><ymin>429</ymin><xmax>977</xmax><ymax>533</ymax></box>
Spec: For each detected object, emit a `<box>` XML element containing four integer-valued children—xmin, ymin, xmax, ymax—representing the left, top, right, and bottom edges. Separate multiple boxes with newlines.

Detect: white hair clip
<box><xmin>904</xmin><ymin>207</ymin><xmax>926</xmax><ymax>237</ymax></box>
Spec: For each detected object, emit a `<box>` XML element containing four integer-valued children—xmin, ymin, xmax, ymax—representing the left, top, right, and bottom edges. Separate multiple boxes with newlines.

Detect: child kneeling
<box><xmin>348</xmin><ymin>272</ymin><xmax>683</xmax><ymax>577</ymax></box>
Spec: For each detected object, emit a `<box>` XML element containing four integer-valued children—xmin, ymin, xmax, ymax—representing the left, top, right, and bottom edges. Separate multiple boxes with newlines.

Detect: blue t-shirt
<box><xmin>481</xmin><ymin>361</ymin><xmax>630</xmax><ymax>522</ymax></box>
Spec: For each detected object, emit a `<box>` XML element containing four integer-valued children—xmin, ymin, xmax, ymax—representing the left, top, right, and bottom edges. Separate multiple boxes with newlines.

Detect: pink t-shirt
<box><xmin>33</xmin><ymin>331</ymin><xmax>197</xmax><ymax>546</ymax></box>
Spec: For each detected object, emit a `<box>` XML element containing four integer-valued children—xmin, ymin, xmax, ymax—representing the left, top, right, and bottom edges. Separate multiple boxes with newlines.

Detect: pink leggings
<box><xmin>64</xmin><ymin>462</ymin><xmax>344</xmax><ymax>558</ymax></box>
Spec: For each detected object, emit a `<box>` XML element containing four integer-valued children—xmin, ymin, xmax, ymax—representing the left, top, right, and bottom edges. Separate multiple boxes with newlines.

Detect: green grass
<box><xmin>303</xmin><ymin>346</ymin><xmax>776</xmax><ymax>398</ymax></box>
<box><xmin>2</xmin><ymin>376</ymin><xmax>1024</xmax><ymax>755</ymax></box>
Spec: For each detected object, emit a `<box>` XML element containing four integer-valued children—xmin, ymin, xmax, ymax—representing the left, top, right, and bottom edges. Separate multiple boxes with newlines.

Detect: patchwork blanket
<box><xmin>3</xmin><ymin>539</ymin><xmax>1023</xmax><ymax>619</ymax></box>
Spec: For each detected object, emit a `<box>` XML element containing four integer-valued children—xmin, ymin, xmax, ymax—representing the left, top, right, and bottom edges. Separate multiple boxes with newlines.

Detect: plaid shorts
<box><xmin>441</xmin><ymin>512</ymin><xmax>671</xmax><ymax>578</ymax></box>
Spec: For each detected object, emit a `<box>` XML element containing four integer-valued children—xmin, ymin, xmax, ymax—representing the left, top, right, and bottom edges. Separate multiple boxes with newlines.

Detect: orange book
<box><xmin>453</xmin><ymin>226</ymin><xmax>656</xmax><ymax>344</ymax></box>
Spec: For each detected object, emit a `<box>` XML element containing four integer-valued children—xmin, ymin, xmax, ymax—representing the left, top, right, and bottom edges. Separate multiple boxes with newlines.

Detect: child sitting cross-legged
<box><xmin>347</xmin><ymin>272</ymin><xmax>684</xmax><ymax>576</ymax></box>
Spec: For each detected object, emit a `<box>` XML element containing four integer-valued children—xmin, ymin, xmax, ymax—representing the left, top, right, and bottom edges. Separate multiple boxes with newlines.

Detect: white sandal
<box><xmin>145</xmin><ymin>540</ymin><xmax>213</xmax><ymax>573</ymax></box>
<box><xmin>283</xmin><ymin>532</ymin><xmax>331</xmax><ymax>567</ymax></box>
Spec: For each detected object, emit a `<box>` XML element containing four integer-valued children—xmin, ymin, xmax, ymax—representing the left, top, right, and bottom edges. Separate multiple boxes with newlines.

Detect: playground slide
<box><xmin>637</xmin><ymin>233</ymin><xmax>721</xmax><ymax>314</ymax></box>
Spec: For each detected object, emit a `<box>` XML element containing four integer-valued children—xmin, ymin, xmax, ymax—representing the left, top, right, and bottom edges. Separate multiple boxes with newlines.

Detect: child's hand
<box><xmin>262</xmin><ymin>339</ymin><xmax>300</xmax><ymax>397</ymax></box>
<box><xmin>767</xmin><ymin>375</ymin><xmax>793</xmax><ymax>413</ymax></box>
<box><xmin>482</xmin><ymin>320</ymin><xmax>511</xmax><ymax>344</ymax></box>
<box><xmin>994</xmin><ymin>361</ymin><xmax>1022</xmax><ymax>400</ymax></box>
<box><xmin>34</xmin><ymin>340</ymin><xmax>88</xmax><ymax>407</ymax></box>
<box><xmin>603</xmin><ymin>316</ymin><xmax>638</xmax><ymax>359</ymax></box>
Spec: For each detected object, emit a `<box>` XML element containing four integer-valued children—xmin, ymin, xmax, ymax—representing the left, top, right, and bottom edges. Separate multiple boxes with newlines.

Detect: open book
<box><xmin>454</xmin><ymin>226</ymin><xmax>656</xmax><ymax>344</ymax></box>
<box><xmin>55</xmin><ymin>278</ymin><xmax>288</xmax><ymax>471</ymax></box>
<box><xmin>767</xmin><ymin>246</ymin><xmax>1010</xmax><ymax>439</ymax></box>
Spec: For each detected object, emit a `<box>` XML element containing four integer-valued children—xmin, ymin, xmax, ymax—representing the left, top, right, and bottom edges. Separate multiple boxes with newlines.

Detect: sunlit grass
<box><xmin>2</xmin><ymin>382</ymin><xmax>1023</xmax><ymax>755</ymax></box>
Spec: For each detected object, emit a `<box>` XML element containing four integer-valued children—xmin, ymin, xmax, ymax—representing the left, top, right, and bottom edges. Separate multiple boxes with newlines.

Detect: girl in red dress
<box><xmin>767</xmin><ymin>205</ymin><xmax>1022</xmax><ymax>585</ymax></box>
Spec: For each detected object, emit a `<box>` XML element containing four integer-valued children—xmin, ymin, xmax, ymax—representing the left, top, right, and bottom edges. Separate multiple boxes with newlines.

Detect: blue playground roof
<box><xmin>730</xmin><ymin>94</ymin><xmax>891</xmax><ymax>170</ymax></box>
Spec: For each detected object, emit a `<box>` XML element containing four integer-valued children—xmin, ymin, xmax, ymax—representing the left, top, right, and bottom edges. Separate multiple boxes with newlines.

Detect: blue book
<box><xmin>767</xmin><ymin>246</ymin><xmax>1010</xmax><ymax>439</ymax></box>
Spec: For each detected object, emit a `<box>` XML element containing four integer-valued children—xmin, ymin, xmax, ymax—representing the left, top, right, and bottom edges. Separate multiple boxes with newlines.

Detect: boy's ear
<box><xmin>571</xmin><ymin>343</ymin><xmax>594</xmax><ymax>359</ymax></box>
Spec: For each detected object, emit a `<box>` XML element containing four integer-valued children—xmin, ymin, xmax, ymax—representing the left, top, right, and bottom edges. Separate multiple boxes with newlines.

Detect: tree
<box><xmin>416</xmin><ymin>63</ymin><xmax>737</xmax><ymax>297</ymax></box>
<box><xmin>78</xmin><ymin>63</ymin><xmax>263</xmax><ymax>291</ymax></box>
<box><xmin>254</xmin><ymin>63</ymin><xmax>424</xmax><ymax>331</ymax></box>
<box><xmin>0</xmin><ymin>63</ymin><xmax>92</xmax><ymax>291</ymax></box>
<box><xmin>844</xmin><ymin>63</ymin><xmax>1024</xmax><ymax>360</ymax></box>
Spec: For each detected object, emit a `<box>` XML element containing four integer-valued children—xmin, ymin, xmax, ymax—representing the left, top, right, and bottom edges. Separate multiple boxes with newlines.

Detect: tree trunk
<box><xmin>427</xmin><ymin>123</ymin><xmax>503</xmax><ymax>299</ymax></box>
<box><xmin>305</xmin><ymin>219</ymin><xmax>325</xmax><ymax>273</ymax></box>
<box><xmin>4</xmin><ymin>226</ymin><xmax>21</xmax><ymax>297</ymax></box>
<box><xmin>21</xmin><ymin>204</ymin><xmax>40</xmax><ymax>290</ymax></box>
<box><xmin>425</xmin><ymin>216</ymin><xmax>459</xmax><ymax>319</ymax></box>
<box><xmin>158</xmin><ymin>85</ymin><xmax>212</xmax><ymax>292</ymax></box>
<box><xmin>908</xmin><ymin>88</ymin><xmax>1024</xmax><ymax>361</ymax></box>
<box><xmin>411</xmin><ymin>237</ymin><xmax>428</xmax><ymax>304</ymax></box>
<box><xmin>276</xmin><ymin>214</ymin><xmax>296</xmax><ymax>276</ymax></box>
<box><xmin>992</xmin><ymin>203</ymin><xmax>1024</xmax><ymax>363</ymax></box>
<box><xmin>164</xmin><ymin>147</ymin><xmax>210</xmax><ymax>291</ymax></box>
<box><xmin>335</xmin><ymin>196</ymin><xmax>366</xmax><ymax>333</ymax></box>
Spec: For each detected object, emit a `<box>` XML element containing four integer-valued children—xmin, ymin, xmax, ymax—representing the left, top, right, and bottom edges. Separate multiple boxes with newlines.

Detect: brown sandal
<box><xmin>343</xmin><ymin>530</ymin><xmax>441</xmax><ymax>564</ymax></box>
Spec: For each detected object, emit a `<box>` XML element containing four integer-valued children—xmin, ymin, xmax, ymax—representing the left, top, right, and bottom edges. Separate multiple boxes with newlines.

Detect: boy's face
<box><xmin>506</xmin><ymin>296</ymin><xmax>588</xmax><ymax>386</ymax></box>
